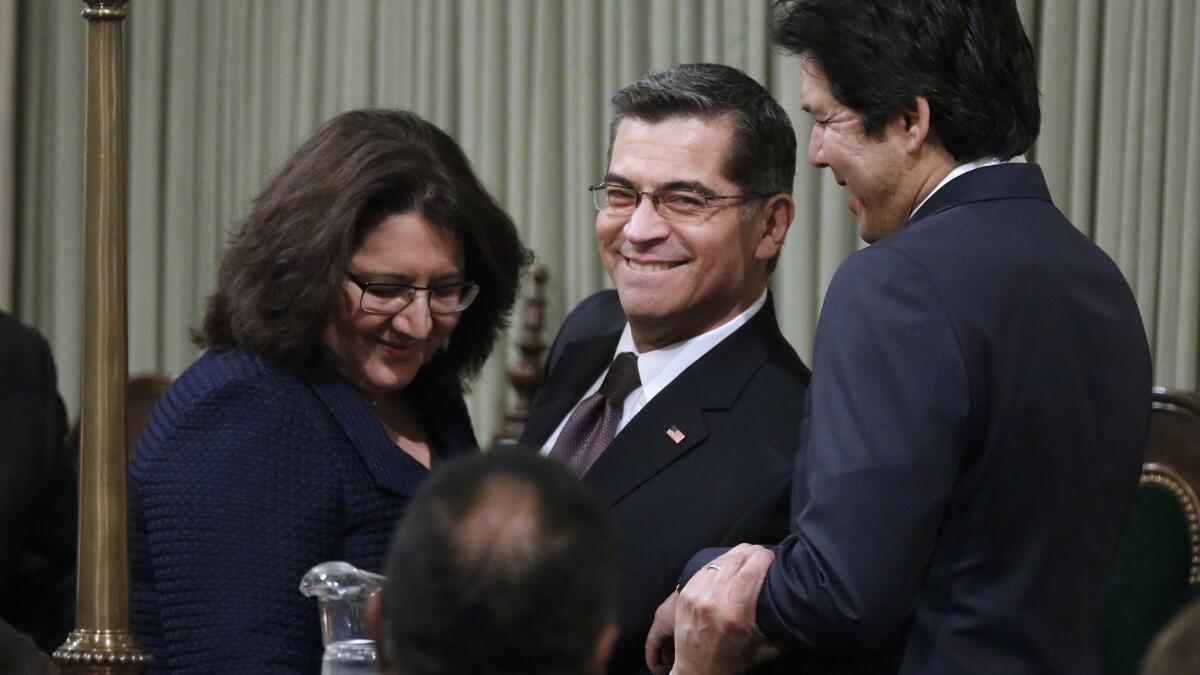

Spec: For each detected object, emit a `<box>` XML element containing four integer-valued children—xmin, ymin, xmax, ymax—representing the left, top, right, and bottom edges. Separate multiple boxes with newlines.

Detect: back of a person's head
<box><xmin>379</xmin><ymin>449</ymin><xmax>615</xmax><ymax>675</ymax></box>
<box><xmin>1141</xmin><ymin>600</ymin><xmax>1200</xmax><ymax>675</ymax></box>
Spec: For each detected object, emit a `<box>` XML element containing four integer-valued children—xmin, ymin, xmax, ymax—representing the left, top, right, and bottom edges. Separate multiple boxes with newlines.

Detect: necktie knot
<box><xmin>598</xmin><ymin>352</ymin><xmax>640</xmax><ymax>402</ymax></box>
<box><xmin>548</xmin><ymin>351</ymin><xmax>640</xmax><ymax>477</ymax></box>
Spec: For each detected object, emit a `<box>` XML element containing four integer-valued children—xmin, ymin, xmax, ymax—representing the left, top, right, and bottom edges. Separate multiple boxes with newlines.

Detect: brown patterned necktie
<box><xmin>549</xmin><ymin>352</ymin><xmax>641</xmax><ymax>477</ymax></box>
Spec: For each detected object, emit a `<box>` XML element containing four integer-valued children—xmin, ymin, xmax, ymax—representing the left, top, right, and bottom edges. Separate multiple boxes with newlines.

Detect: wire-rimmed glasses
<box><xmin>588</xmin><ymin>183</ymin><xmax>767</xmax><ymax>222</ymax></box>
<box><xmin>346</xmin><ymin>272</ymin><xmax>479</xmax><ymax>315</ymax></box>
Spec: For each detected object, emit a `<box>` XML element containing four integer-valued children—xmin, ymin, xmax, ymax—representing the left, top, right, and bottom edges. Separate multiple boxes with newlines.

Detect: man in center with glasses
<box><xmin>519</xmin><ymin>63</ymin><xmax>810</xmax><ymax>674</ymax></box>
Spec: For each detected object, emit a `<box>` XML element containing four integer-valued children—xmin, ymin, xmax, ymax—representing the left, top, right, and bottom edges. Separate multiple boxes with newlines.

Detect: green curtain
<box><xmin>14</xmin><ymin>0</ymin><xmax>1200</xmax><ymax>440</ymax></box>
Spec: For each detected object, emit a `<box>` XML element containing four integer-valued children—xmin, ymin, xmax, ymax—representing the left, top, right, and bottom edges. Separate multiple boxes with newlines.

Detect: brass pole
<box><xmin>53</xmin><ymin>1</ymin><xmax>149</xmax><ymax>672</ymax></box>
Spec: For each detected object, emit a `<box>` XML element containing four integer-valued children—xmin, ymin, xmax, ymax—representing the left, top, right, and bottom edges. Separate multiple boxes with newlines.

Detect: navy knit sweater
<box><xmin>129</xmin><ymin>348</ymin><xmax>477</xmax><ymax>673</ymax></box>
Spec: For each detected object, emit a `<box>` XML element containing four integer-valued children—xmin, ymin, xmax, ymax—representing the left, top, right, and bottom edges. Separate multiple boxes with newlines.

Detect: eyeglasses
<box><xmin>588</xmin><ymin>183</ymin><xmax>767</xmax><ymax>222</ymax></box>
<box><xmin>346</xmin><ymin>272</ymin><xmax>480</xmax><ymax>315</ymax></box>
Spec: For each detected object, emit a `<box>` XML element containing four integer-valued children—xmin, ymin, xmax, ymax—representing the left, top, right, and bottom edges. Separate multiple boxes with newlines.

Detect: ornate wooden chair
<box><xmin>492</xmin><ymin>264</ymin><xmax>549</xmax><ymax>447</ymax></box>
<box><xmin>1102</xmin><ymin>388</ymin><xmax>1200</xmax><ymax>675</ymax></box>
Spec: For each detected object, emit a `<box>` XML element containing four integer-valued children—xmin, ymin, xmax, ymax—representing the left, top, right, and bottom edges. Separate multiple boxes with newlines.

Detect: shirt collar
<box><xmin>614</xmin><ymin>289</ymin><xmax>769</xmax><ymax>402</ymax></box>
<box><xmin>909</xmin><ymin>155</ymin><xmax>1024</xmax><ymax>219</ymax></box>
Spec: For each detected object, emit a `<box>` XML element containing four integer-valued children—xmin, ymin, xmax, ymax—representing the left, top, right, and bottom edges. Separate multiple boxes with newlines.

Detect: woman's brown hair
<box><xmin>198</xmin><ymin>109</ymin><xmax>530</xmax><ymax>386</ymax></box>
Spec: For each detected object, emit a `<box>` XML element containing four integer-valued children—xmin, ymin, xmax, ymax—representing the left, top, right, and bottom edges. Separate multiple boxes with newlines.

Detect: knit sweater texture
<box><xmin>129</xmin><ymin>348</ymin><xmax>477</xmax><ymax>673</ymax></box>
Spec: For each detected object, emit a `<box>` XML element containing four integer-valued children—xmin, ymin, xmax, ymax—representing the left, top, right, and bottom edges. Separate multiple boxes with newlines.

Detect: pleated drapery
<box><xmin>13</xmin><ymin>0</ymin><xmax>1200</xmax><ymax>439</ymax></box>
<box><xmin>0</xmin><ymin>0</ymin><xmax>16</xmax><ymax>310</ymax></box>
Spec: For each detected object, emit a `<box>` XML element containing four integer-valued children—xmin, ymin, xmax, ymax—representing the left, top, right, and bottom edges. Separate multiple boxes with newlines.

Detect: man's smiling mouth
<box><xmin>624</xmin><ymin>257</ymin><xmax>685</xmax><ymax>272</ymax></box>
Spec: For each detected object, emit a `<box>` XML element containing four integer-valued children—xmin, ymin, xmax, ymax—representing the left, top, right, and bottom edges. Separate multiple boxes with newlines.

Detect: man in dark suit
<box><xmin>0</xmin><ymin>310</ymin><xmax>76</xmax><ymax>662</ymax></box>
<box><xmin>650</xmin><ymin>2</ymin><xmax>1153</xmax><ymax>674</ymax></box>
<box><xmin>519</xmin><ymin>63</ymin><xmax>811</xmax><ymax>674</ymax></box>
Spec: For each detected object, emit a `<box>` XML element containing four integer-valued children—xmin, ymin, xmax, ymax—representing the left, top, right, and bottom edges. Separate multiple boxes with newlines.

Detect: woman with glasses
<box><xmin>128</xmin><ymin>109</ymin><xmax>528</xmax><ymax>673</ymax></box>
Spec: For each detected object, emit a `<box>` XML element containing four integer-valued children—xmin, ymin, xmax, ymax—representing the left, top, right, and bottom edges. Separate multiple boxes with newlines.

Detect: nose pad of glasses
<box><xmin>625</xmin><ymin>196</ymin><xmax>671</xmax><ymax>238</ymax></box>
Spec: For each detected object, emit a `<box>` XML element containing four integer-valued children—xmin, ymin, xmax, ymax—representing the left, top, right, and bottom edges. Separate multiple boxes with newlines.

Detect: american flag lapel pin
<box><xmin>666</xmin><ymin>426</ymin><xmax>686</xmax><ymax>444</ymax></box>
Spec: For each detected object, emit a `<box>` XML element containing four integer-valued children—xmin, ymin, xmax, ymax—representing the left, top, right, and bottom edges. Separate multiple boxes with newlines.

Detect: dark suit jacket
<box><xmin>756</xmin><ymin>164</ymin><xmax>1152</xmax><ymax>674</ymax></box>
<box><xmin>0</xmin><ymin>311</ymin><xmax>75</xmax><ymax>653</ymax></box>
<box><xmin>521</xmin><ymin>291</ymin><xmax>811</xmax><ymax>674</ymax></box>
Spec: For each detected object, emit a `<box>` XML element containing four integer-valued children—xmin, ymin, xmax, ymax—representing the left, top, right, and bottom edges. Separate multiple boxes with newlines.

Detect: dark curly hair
<box><xmin>772</xmin><ymin>0</ymin><xmax>1040</xmax><ymax>162</ymax></box>
<box><xmin>198</xmin><ymin>109</ymin><xmax>530</xmax><ymax>386</ymax></box>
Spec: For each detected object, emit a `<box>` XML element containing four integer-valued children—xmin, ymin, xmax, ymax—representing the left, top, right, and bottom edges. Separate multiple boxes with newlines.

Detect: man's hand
<box><xmin>645</xmin><ymin>590</ymin><xmax>678</xmax><ymax>674</ymax></box>
<box><xmin>671</xmin><ymin>544</ymin><xmax>781</xmax><ymax>675</ymax></box>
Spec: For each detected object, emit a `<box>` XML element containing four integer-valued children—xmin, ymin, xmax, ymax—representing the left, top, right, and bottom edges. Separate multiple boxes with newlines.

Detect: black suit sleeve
<box><xmin>0</xmin><ymin>316</ymin><xmax>76</xmax><ymax>652</ymax></box>
<box><xmin>756</xmin><ymin>246</ymin><xmax>969</xmax><ymax>651</ymax></box>
<box><xmin>680</xmin><ymin>474</ymin><xmax>792</xmax><ymax>586</ymax></box>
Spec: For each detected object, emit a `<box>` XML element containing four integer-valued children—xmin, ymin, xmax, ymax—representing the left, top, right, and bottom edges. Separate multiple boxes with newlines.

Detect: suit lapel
<box><xmin>519</xmin><ymin>330</ymin><xmax>622</xmax><ymax>448</ymax></box>
<box><xmin>584</xmin><ymin>301</ymin><xmax>777</xmax><ymax>507</ymax></box>
<box><xmin>584</xmin><ymin>380</ymin><xmax>710</xmax><ymax>506</ymax></box>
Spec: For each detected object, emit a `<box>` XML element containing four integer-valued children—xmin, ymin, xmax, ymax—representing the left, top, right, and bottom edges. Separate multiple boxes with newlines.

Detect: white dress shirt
<box><xmin>910</xmin><ymin>155</ymin><xmax>1024</xmax><ymax>219</ymax></box>
<box><xmin>539</xmin><ymin>290</ymin><xmax>769</xmax><ymax>455</ymax></box>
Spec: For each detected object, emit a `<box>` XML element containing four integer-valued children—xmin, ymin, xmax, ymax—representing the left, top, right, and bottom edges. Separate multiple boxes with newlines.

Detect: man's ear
<box><xmin>586</xmin><ymin>624</ymin><xmax>619</xmax><ymax>675</ymax></box>
<box><xmin>895</xmin><ymin>95</ymin><xmax>932</xmax><ymax>155</ymax></box>
<box><xmin>754</xmin><ymin>193</ymin><xmax>794</xmax><ymax>262</ymax></box>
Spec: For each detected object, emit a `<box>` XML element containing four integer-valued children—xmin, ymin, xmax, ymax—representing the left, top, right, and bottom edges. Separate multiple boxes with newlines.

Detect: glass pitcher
<box><xmin>300</xmin><ymin>561</ymin><xmax>386</xmax><ymax>675</ymax></box>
